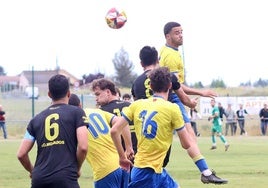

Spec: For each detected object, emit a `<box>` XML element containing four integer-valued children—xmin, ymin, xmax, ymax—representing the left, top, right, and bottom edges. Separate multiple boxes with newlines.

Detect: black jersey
<box><xmin>131</xmin><ymin>70</ymin><xmax>153</xmax><ymax>100</ymax></box>
<box><xmin>131</xmin><ymin>70</ymin><xmax>181</xmax><ymax>101</ymax></box>
<box><xmin>27</xmin><ymin>103</ymin><xmax>87</xmax><ymax>187</ymax></box>
<box><xmin>101</xmin><ymin>100</ymin><xmax>131</xmax><ymax>118</ymax></box>
<box><xmin>100</xmin><ymin>100</ymin><xmax>137</xmax><ymax>154</ymax></box>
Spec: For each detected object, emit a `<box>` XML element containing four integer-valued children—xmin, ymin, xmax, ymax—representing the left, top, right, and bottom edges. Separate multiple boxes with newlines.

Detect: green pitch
<box><xmin>0</xmin><ymin>136</ymin><xmax>267</xmax><ymax>188</ymax></box>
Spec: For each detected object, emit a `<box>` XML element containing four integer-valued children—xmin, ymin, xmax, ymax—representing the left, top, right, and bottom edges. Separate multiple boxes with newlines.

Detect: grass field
<box><xmin>0</xmin><ymin>91</ymin><xmax>267</xmax><ymax>188</ymax></box>
<box><xmin>0</xmin><ymin>136</ymin><xmax>267</xmax><ymax>188</ymax></box>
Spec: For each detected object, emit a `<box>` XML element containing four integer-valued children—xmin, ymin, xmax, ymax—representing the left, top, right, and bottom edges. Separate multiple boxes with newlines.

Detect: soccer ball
<box><xmin>105</xmin><ymin>7</ymin><xmax>127</xmax><ymax>29</ymax></box>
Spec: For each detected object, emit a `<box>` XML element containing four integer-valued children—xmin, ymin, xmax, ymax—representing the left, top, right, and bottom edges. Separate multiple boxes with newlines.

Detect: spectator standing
<box><xmin>259</xmin><ymin>103</ymin><xmax>268</xmax><ymax>136</ymax></box>
<box><xmin>0</xmin><ymin>105</ymin><xmax>7</xmax><ymax>139</ymax></box>
<box><xmin>236</xmin><ymin>104</ymin><xmax>250</xmax><ymax>135</ymax></box>
<box><xmin>17</xmin><ymin>74</ymin><xmax>88</xmax><ymax>188</ymax></box>
<box><xmin>224</xmin><ymin>104</ymin><xmax>237</xmax><ymax>136</ymax></box>
<box><xmin>218</xmin><ymin>102</ymin><xmax>225</xmax><ymax>121</ymax></box>
<box><xmin>188</xmin><ymin>107</ymin><xmax>201</xmax><ymax>136</ymax></box>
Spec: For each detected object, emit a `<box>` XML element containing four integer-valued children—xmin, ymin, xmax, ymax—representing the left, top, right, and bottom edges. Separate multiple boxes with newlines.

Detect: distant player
<box><xmin>208</xmin><ymin>99</ymin><xmax>230</xmax><ymax>151</ymax></box>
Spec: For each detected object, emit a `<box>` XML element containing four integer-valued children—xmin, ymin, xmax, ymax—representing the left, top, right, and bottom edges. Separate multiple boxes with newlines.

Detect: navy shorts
<box><xmin>128</xmin><ymin>167</ymin><xmax>178</xmax><ymax>188</ymax></box>
<box><xmin>169</xmin><ymin>93</ymin><xmax>190</xmax><ymax>123</ymax></box>
<box><xmin>94</xmin><ymin>168</ymin><xmax>129</xmax><ymax>188</ymax></box>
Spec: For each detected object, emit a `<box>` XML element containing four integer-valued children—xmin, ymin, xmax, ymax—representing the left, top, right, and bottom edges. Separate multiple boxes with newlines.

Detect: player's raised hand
<box><xmin>189</xmin><ymin>97</ymin><xmax>199</xmax><ymax>108</ymax></box>
<box><xmin>200</xmin><ymin>90</ymin><xmax>218</xmax><ymax>98</ymax></box>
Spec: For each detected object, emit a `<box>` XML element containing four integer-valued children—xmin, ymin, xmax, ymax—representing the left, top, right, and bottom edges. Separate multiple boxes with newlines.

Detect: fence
<box><xmin>193</xmin><ymin>116</ymin><xmax>262</xmax><ymax>136</ymax></box>
<box><xmin>2</xmin><ymin>115</ymin><xmax>264</xmax><ymax>140</ymax></box>
<box><xmin>0</xmin><ymin>94</ymin><xmax>265</xmax><ymax>139</ymax></box>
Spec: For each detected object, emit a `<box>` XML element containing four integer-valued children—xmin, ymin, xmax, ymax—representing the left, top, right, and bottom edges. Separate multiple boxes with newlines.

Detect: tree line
<box><xmin>1</xmin><ymin>48</ymin><xmax>268</xmax><ymax>88</ymax></box>
<box><xmin>81</xmin><ymin>48</ymin><xmax>268</xmax><ymax>88</ymax></box>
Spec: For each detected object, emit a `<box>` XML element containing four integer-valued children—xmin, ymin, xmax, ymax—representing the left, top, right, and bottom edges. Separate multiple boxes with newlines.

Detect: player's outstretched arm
<box><xmin>175</xmin><ymin>87</ymin><xmax>198</xmax><ymax>109</ymax></box>
<box><xmin>181</xmin><ymin>84</ymin><xmax>218</xmax><ymax>98</ymax></box>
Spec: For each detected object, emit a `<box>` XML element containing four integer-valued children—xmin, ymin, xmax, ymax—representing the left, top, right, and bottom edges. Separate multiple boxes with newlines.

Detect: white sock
<box><xmin>202</xmin><ymin>169</ymin><xmax>212</xmax><ymax>176</ymax></box>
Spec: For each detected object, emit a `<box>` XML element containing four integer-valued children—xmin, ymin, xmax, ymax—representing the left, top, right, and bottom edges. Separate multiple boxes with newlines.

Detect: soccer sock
<box><xmin>202</xmin><ymin>169</ymin><xmax>212</xmax><ymax>176</ymax></box>
<box><xmin>220</xmin><ymin>135</ymin><xmax>226</xmax><ymax>143</ymax></box>
<box><xmin>193</xmin><ymin>155</ymin><xmax>211</xmax><ymax>175</ymax></box>
<box><xmin>212</xmin><ymin>135</ymin><xmax>216</xmax><ymax>145</ymax></box>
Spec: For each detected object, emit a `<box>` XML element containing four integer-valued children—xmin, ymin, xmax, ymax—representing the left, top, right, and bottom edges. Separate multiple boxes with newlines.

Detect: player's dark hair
<box><xmin>149</xmin><ymin>67</ymin><xmax>171</xmax><ymax>93</ymax></box>
<box><xmin>68</xmin><ymin>93</ymin><xmax>81</xmax><ymax>106</ymax></box>
<box><xmin>91</xmin><ymin>78</ymin><xmax>117</xmax><ymax>95</ymax></box>
<box><xmin>48</xmin><ymin>74</ymin><xmax>70</xmax><ymax>100</ymax></box>
<box><xmin>164</xmin><ymin>22</ymin><xmax>181</xmax><ymax>35</ymax></box>
<box><xmin>122</xmin><ymin>93</ymin><xmax>131</xmax><ymax>100</ymax></box>
<box><xmin>115</xmin><ymin>87</ymin><xmax>121</xmax><ymax>97</ymax></box>
<box><xmin>139</xmin><ymin>46</ymin><xmax>158</xmax><ymax>67</ymax></box>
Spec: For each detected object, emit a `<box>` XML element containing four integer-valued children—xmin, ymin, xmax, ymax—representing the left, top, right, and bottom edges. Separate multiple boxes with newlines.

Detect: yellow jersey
<box><xmin>121</xmin><ymin>97</ymin><xmax>184</xmax><ymax>173</ymax></box>
<box><xmin>84</xmin><ymin>108</ymin><xmax>119</xmax><ymax>181</ymax></box>
<box><xmin>159</xmin><ymin>45</ymin><xmax>185</xmax><ymax>83</ymax></box>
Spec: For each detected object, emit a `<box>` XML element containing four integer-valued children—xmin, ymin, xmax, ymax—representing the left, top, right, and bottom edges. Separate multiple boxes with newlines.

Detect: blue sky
<box><xmin>0</xmin><ymin>0</ymin><xmax>267</xmax><ymax>87</ymax></box>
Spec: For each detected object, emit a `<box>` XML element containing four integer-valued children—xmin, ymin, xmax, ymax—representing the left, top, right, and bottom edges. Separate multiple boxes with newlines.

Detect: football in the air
<box><xmin>105</xmin><ymin>7</ymin><xmax>127</xmax><ymax>29</ymax></box>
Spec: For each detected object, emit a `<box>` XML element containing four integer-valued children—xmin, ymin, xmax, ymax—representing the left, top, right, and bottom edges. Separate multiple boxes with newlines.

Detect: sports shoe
<box><xmin>225</xmin><ymin>144</ymin><xmax>230</xmax><ymax>151</ymax></box>
<box><xmin>210</xmin><ymin>146</ymin><xmax>217</xmax><ymax>150</ymax></box>
<box><xmin>201</xmin><ymin>170</ymin><xmax>228</xmax><ymax>184</ymax></box>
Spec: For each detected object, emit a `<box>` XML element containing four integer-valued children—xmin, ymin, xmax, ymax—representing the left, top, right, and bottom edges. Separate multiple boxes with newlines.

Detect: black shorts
<box><xmin>32</xmin><ymin>179</ymin><xmax>80</xmax><ymax>188</ymax></box>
